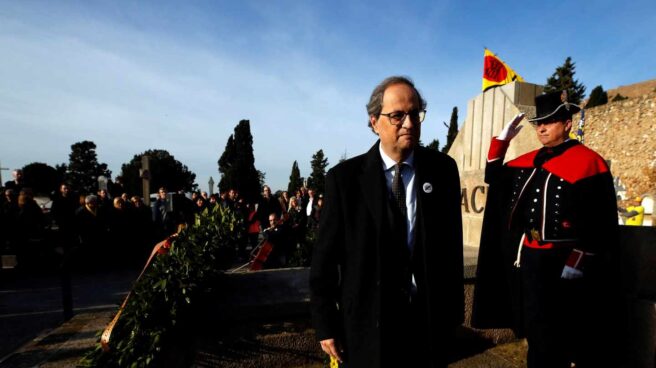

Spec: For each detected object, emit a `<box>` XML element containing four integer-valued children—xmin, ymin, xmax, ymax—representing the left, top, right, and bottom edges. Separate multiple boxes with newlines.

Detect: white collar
<box><xmin>378</xmin><ymin>143</ymin><xmax>414</xmax><ymax>171</ymax></box>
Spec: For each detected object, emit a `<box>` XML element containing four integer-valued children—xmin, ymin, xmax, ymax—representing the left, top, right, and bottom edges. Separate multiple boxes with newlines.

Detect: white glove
<box><xmin>561</xmin><ymin>265</ymin><xmax>584</xmax><ymax>279</ymax></box>
<box><xmin>497</xmin><ymin>113</ymin><xmax>525</xmax><ymax>141</ymax></box>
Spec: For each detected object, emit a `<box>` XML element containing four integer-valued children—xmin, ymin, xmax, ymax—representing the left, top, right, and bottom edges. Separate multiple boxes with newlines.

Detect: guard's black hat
<box><xmin>529</xmin><ymin>90</ymin><xmax>581</xmax><ymax>124</ymax></box>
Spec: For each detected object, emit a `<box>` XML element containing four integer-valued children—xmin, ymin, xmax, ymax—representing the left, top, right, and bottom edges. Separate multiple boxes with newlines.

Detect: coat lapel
<box><xmin>359</xmin><ymin>141</ymin><xmax>387</xmax><ymax>236</ymax></box>
<box><xmin>413</xmin><ymin>148</ymin><xmax>435</xmax><ymax>268</ymax></box>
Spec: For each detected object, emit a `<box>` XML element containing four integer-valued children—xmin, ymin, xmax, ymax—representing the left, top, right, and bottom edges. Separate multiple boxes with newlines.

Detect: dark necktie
<box><xmin>392</xmin><ymin>163</ymin><xmax>406</xmax><ymax>218</ymax></box>
<box><xmin>393</xmin><ymin>163</ymin><xmax>413</xmax><ymax>299</ymax></box>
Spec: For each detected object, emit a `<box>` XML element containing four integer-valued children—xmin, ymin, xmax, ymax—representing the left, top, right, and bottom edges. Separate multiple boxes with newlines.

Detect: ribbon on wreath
<box><xmin>100</xmin><ymin>235</ymin><xmax>176</xmax><ymax>352</ymax></box>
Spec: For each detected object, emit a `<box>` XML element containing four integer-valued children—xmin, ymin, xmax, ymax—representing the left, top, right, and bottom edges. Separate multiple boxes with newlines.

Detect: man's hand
<box><xmin>498</xmin><ymin>113</ymin><xmax>525</xmax><ymax>141</ymax></box>
<box><xmin>319</xmin><ymin>338</ymin><xmax>343</xmax><ymax>363</ymax></box>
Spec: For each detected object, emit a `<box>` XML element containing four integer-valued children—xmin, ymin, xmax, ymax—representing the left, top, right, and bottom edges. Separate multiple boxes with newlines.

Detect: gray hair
<box><xmin>366</xmin><ymin>76</ymin><xmax>427</xmax><ymax>133</ymax></box>
<box><xmin>85</xmin><ymin>194</ymin><xmax>98</xmax><ymax>204</ymax></box>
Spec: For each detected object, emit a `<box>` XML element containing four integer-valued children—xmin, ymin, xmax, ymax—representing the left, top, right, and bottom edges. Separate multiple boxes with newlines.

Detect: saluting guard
<box><xmin>472</xmin><ymin>91</ymin><xmax>624</xmax><ymax>368</ymax></box>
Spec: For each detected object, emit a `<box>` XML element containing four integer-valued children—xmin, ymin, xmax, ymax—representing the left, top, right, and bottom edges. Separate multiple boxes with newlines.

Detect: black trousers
<box><xmin>398</xmin><ymin>298</ymin><xmax>452</xmax><ymax>368</ymax></box>
<box><xmin>520</xmin><ymin>247</ymin><xmax>620</xmax><ymax>368</ymax></box>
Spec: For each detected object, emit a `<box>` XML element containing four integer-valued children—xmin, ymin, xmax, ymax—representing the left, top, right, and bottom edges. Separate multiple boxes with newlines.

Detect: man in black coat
<box><xmin>75</xmin><ymin>194</ymin><xmax>109</xmax><ymax>269</ymax></box>
<box><xmin>4</xmin><ymin>169</ymin><xmax>24</xmax><ymax>193</ymax></box>
<box><xmin>257</xmin><ymin>185</ymin><xmax>282</xmax><ymax>230</ymax></box>
<box><xmin>472</xmin><ymin>91</ymin><xmax>623</xmax><ymax>368</ymax></box>
<box><xmin>310</xmin><ymin>76</ymin><xmax>464</xmax><ymax>367</ymax></box>
<box><xmin>51</xmin><ymin>183</ymin><xmax>79</xmax><ymax>244</ymax></box>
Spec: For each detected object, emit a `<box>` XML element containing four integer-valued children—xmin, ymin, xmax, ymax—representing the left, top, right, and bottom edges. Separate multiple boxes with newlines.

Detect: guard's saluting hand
<box><xmin>497</xmin><ymin>113</ymin><xmax>525</xmax><ymax>141</ymax></box>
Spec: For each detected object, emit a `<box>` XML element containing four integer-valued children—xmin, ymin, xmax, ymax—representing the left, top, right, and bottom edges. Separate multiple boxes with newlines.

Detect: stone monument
<box><xmin>447</xmin><ymin>81</ymin><xmax>544</xmax><ymax>250</ymax></box>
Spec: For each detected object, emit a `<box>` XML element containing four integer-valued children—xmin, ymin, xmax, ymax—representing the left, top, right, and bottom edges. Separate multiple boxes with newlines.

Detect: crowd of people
<box><xmin>181</xmin><ymin>184</ymin><xmax>324</xmax><ymax>267</ymax></box>
<box><xmin>0</xmin><ymin>167</ymin><xmax>323</xmax><ymax>272</ymax></box>
<box><xmin>1</xmin><ymin>174</ymin><xmax>157</xmax><ymax>271</ymax></box>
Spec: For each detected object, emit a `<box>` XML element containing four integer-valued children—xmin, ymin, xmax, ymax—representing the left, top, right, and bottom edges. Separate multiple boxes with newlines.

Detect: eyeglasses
<box><xmin>379</xmin><ymin>109</ymin><xmax>426</xmax><ymax>126</ymax></box>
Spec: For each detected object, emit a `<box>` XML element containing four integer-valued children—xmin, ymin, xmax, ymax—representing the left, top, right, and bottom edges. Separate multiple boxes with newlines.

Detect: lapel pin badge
<box><xmin>423</xmin><ymin>182</ymin><xmax>433</xmax><ymax>193</ymax></box>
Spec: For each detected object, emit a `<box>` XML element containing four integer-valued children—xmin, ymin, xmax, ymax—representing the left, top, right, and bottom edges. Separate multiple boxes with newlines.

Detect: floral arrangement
<box><xmin>82</xmin><ymin>205</ymin><xmax>244</xmax><ymax>367</ymax></box>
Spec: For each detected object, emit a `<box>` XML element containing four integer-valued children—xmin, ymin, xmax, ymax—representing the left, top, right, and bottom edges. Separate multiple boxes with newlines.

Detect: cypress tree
<box><xmin>586</xmin><ymin>85</ymin><xmax>608</xmax><ymax>108</ymax></box>
<box><xmin>442</xmin><ymin>107</ymin><xmax>459</xmax><ymax>153</ymax></box>
<box><xmin>287</xmin><ymin>160</ymin><xmax>303</xmax><ymax>194</ymax></box>
<box><xmin>307</xmin><ymin>149</ymin><xmax>329</xmax><ymax>195</ymax></box>
<box><xmin>544</xmin><ymin>57</ymin><xmax>586</xmax><ymax>104</ymax></box>
<box><xmin>218</xmin><ymin>120</ymin><xmax>261</xmax><ymax>202</ymax></box>
<box><xmin>218</xmin><ymin>135</ymin><xmax>236</xmax><ymax>193</ymax></box>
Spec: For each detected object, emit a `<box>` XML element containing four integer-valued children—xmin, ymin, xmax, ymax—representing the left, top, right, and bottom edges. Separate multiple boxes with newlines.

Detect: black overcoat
<box><xmin>310</xmin><ymin>142</ymin><xmax>464</xmax><ymax>367</ymax></box>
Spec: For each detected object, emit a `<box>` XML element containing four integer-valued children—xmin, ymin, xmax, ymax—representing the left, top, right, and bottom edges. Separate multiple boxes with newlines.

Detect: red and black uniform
<box><xmin>473</xmin><ymin>138</ymin><xmax>623</xmax><ymax>368</ymax></box>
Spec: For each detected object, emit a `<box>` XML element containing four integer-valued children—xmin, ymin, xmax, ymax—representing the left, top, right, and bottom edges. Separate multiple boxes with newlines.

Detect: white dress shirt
<box><xmin>378</xmin><ymin>143</ymin><xmax>417</xmax><ymax>255</ymax></box>
<box><xmin>306</xmin><ymin>197</ymin><xmax>314</xmax><ymax>216</ymax></box>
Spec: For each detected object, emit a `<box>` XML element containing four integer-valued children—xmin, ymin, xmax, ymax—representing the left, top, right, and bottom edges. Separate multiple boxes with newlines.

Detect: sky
<box><xmin>1</xmin><ymin>0</ymin><xmax>655</xmax><ymax>193</ymax></box>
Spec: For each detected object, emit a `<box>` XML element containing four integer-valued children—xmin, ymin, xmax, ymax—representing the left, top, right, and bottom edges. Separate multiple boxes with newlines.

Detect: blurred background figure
<box><xmin>109</xmin><ymin>197</ymin><xmax>132</xmax><ymax>266</ymax></box>
<box><xmin>51</xmin><ymin>183</ymin><xmax>79</xmax><ymax>249</ymax></box>
<box><xmin>620</xmin><ymin>196</ymin><xmax>645</xmax><ymax>226</ymax></box>
<box><xmin>16</xmin><ymin>189</ymin><xmax>46</xmax><ymax>269</ymax></box>
<box><xmin>1</xmin><ymin>189</ymin><xmax>19</xmax><ymax>253</ymax></box>
<box><xmin>75</xmin><ymin>194</ymin><xmax>108</xmax><ymax>270</ymax></box>
<box><xmin>4</xmin><ymin>169</ymin><xmax>24</xmax><ymax>192</ymax></box>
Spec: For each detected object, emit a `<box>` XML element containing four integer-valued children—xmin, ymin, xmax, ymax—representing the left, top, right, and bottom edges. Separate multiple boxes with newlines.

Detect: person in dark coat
<box><xmin>262</xmin><ymin>212</ymin><xmax>292</xmax><ymax>268</ymax></box>
<box><xmin>16</xmin><ymin>189</ymin><xmax>45</xmax><ymax>238</ymax></box>
<box><xmin>4</xmin><ymin>169</ymin><xmax>24</xmax><ymax>193</ymax></box>
<box><xmin>1</xmin><ymin>189</ymin><xmax>19</xmax><ymax>251</ymax></box>
<box><xmin>256</xmin><ymin>185</ymin><xmax>281</xmax><ymax>230</ymax></box>
<box><xmin>108</xmin><ymin>197</ymin><xmax>132</xmax><ymax>265</ymax></box>
<box><xmin>75</xmin><ymin>194</ymin><xmax>108</xmax><ymax>268</ymax></box>
<box><xmin>152</xmin><ymin>187</ymin><xmax>174</xmax><ymax>240</ymax></box>
<box><xmin>51</xmin><ymin>183</ymin><xmax>79</xmax><ymax>246</ymax></box>
<box><xmin>286</xmin><ymin>196</ymin><xmax>305</xmax><ymax>247</ymax></box>
<box><xmin>310</xmin><ymin>76</ymin><xmax>464</xmax><ymax>367</ymax></box>
<box><xmin>472</xmin><ymin>91</ymin><xmax>623</xmax><ymax>368</ymax></box>
<box><xmin>16</xmin><ymin>189</ymin><xmax>46</xmax><ymax>267</ymax></box>
<box><xmin>129</xmin><ymin>195</ymin><xmax>155</xmax><ymax>262</ymax></box>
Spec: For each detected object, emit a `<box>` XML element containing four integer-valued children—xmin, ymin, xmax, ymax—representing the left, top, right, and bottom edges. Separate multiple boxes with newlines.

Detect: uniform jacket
<box><xmin>472</xmin><ymin>138</ymin><xmax>620</xmax><ymax>332</ymax></box>
<box><xmin>310</xmin><ymin>142</ymin><xmax>464</xmax><ymax>367</ymax></box>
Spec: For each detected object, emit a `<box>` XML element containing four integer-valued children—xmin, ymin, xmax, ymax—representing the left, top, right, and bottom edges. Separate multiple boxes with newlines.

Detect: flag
<box><xmin>482</xmin><ymin>48</ymin><xmax>524</xmax><ymax>92</ymax></box>
<box><xmin>569</xmin><ymin>108</ymin><xmax>585</xmax><ymax>143</ymax></box>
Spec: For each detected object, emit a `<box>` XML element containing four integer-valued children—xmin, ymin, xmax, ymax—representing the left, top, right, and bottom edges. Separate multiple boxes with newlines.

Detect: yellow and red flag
<box><xmin>482</xmin><ymin>48</ymin><xmax>524</xmax><ymax>91</ymax></box>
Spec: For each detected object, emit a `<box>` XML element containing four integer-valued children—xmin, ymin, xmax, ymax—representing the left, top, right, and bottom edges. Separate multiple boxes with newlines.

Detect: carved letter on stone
<box><xmin>471</xmin><ymin>185</ymin><xmax>486</xmax><ymax>214</ymax></box>
<box><xmin>461</xmin><ymin>188</ymin><xmax>470</xmax><ymax>213</ymax></box>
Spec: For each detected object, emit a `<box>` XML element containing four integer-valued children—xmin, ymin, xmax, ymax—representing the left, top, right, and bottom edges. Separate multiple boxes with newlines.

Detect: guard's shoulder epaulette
<box><xmin>543</xmin><ymin>144</ymin><xmax>609</xmax><ymax>183</ymax></box>
<box><xmin>507</xmin><ymin>150</ymin><xmax>539</xmax><ymax>168</ymax></box>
